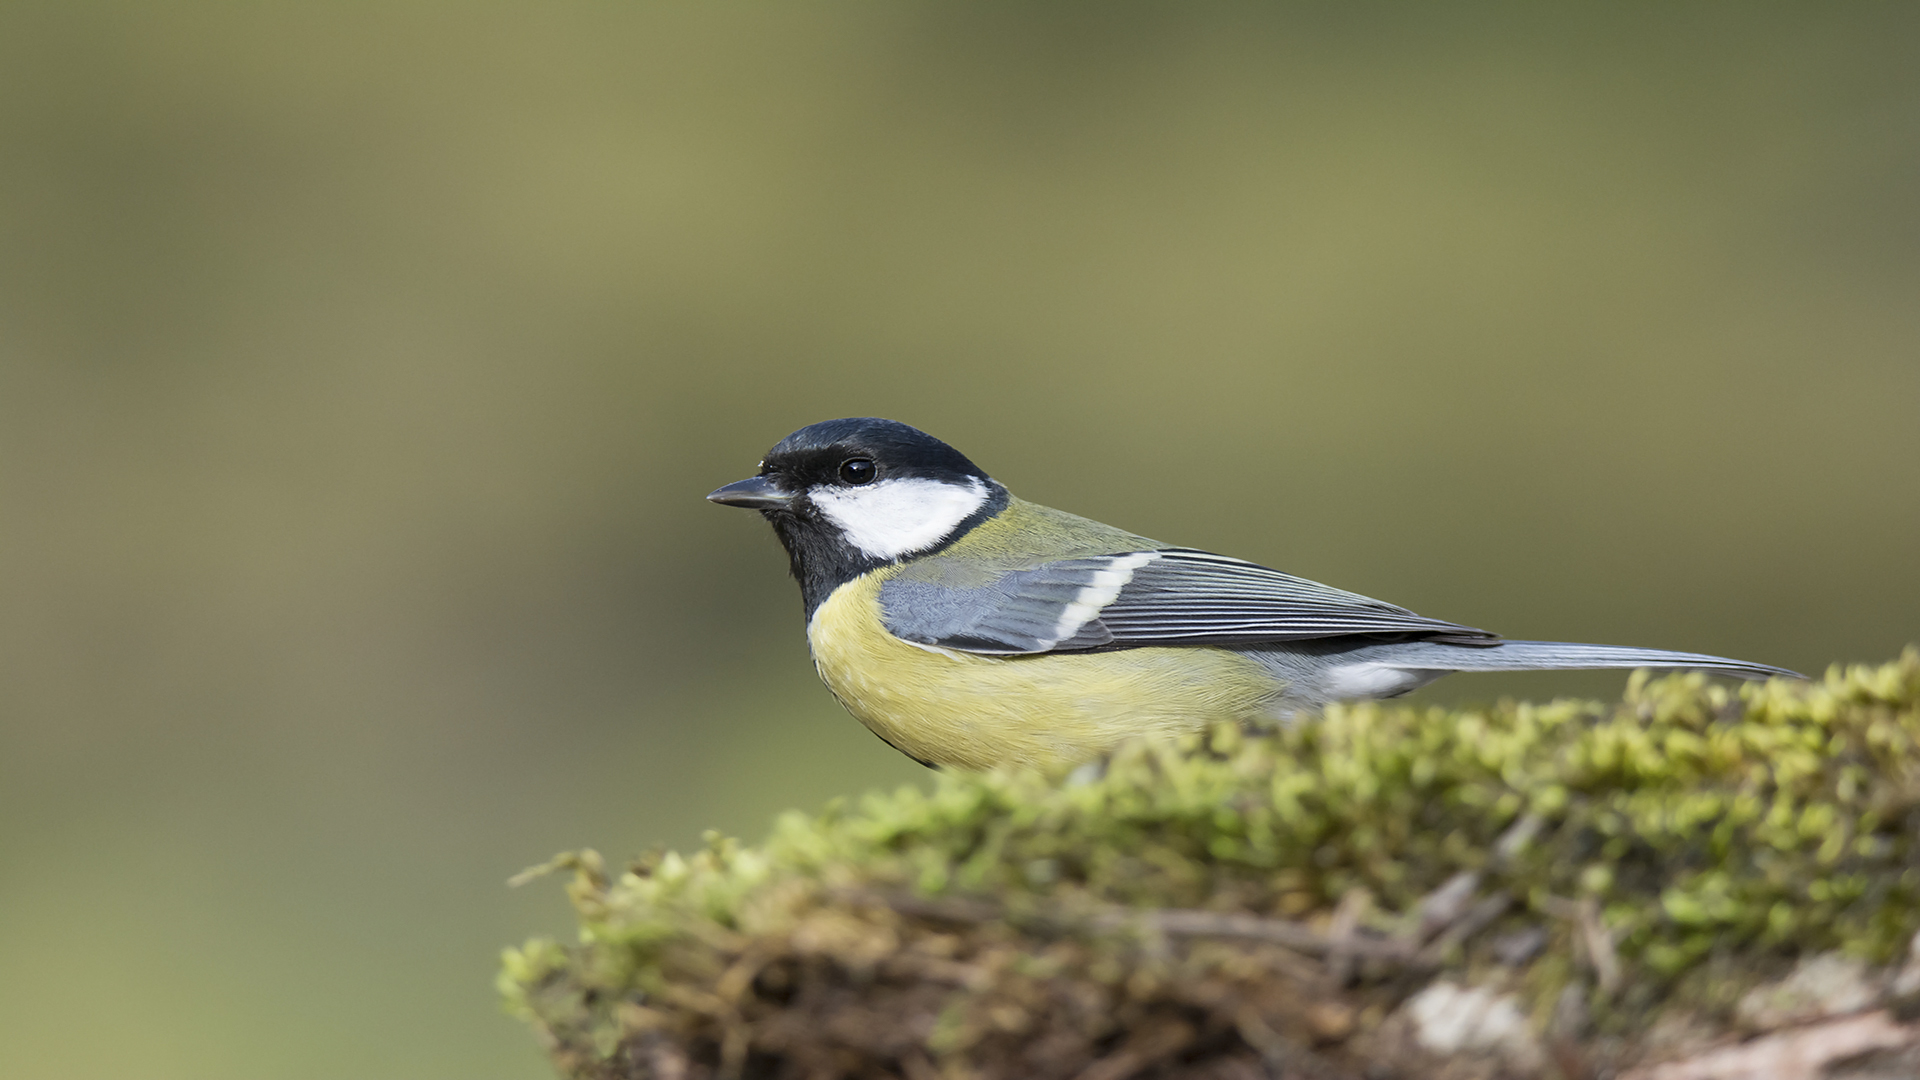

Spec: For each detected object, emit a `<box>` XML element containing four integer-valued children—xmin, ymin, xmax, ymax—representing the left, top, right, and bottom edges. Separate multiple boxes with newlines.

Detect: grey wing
<box><xmin>878</xmin><ymin>548</ymin><xmax>1497</xmax><ymax>655</ymax></box>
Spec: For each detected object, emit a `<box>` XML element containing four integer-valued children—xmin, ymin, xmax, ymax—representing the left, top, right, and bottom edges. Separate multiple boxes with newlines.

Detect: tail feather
<box><xmin>1386</xmin><ymin>640</ymin><xmax>1800</xmax><ymax>681</ymax></box>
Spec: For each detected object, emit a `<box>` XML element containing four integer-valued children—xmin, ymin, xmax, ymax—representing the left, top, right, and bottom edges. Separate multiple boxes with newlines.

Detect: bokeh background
<box><xmin>2</xmin><ymin>5</ymin><xmax>1916</xmax><ymax>1078</ymax></box>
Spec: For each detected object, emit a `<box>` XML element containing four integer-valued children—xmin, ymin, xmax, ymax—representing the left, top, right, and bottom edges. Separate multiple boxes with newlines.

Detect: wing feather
<box><xmin>878</xmin><ymin>547</ymin><xmax>1495</xmax><ymax>654</ymax></box>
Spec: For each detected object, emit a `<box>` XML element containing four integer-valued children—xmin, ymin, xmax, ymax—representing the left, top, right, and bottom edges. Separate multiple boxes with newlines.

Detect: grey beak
<box><xmin>707</xmin><ymin>475</ymin><xmax>795</xmax><ymax>509</ymax></box>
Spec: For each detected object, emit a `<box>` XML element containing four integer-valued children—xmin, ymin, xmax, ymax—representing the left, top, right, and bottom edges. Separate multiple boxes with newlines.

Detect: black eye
<box><xmin>838</xmin><ymin>458</ymin><xmax>877</xmax><ymax>485</ymax></box>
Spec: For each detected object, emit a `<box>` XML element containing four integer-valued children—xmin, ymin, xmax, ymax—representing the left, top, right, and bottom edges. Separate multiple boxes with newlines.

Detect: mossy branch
<box><xmin>503</xmin><ymin>651</ymin><xmax>1920</xmax><ymax>1079</ymax></box>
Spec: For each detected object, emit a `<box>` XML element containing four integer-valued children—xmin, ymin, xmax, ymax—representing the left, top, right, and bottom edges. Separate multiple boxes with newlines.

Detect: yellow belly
<box><xmin>807</xmin><ymin>574</ymin><xmax>1283</xmax><ymax>771</ymax></box>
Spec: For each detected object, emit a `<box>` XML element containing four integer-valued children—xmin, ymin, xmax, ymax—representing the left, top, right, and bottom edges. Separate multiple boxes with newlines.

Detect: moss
<box><xmin>502</xmin><ymin>650</ymin><xmax>1920</xmax><ymax>1079</ymax></box>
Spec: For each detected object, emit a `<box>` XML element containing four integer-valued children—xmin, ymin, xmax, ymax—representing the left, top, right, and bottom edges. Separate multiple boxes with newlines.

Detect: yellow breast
<box><xmin>806</xmin><ymin>572</ymin><xmax>1283</xmax><ymax>771</ymax></box>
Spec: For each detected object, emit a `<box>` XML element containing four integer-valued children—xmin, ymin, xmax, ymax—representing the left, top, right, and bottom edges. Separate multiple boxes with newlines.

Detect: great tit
<box><xmin>709</xmin><ymin>417</ymin><xmax>1799</xmax><ymax>771</ymax></box>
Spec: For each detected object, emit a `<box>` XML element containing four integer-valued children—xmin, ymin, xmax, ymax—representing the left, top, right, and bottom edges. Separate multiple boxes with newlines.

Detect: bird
<box><xmin>708</xmin><ymin>417</ymin><xmax>1800</xmax><ymax>771</ymax></box>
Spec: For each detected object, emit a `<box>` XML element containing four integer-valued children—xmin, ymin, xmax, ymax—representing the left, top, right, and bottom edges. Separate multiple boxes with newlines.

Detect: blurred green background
<box><xmin>2</xmin><ymin>4</ymin><xmax>1916</xmax><ymax>1078</ymax></box>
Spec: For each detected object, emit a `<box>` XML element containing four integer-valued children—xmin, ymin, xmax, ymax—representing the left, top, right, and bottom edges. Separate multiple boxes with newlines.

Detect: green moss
<box><xmin>503</xmin><ymin>651</ymin><xmax>1920</xmax><ymax>1078</ymax></box>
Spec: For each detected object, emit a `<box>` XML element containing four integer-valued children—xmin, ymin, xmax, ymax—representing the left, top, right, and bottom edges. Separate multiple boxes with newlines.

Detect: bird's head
<box><xmin>708</xmin><ymin>418</ymin><xmax>1008</xmax><ymax>594</ymax></box>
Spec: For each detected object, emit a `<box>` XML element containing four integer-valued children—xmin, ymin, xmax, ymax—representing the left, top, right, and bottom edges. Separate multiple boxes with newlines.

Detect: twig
<box><xmin>1541</xmin><ymin>895</ymin><xmax>1620</xmax><ymax>996</ymax></box>
<box><xmin>849</xmin><ymin>890</ymin><xmax>1416</xmax><ymax>962</ymax></box>
<box><xmin>1148</xmin><ymin>906</ymin><xmax>1408</xmax><ymax>960</ymax></box>
<box><xmin>1324</xmin><ymin>888</ymin><xmax>1373</xmax><ymax>986</ymax></box>
<box><xmin>1494</xmin><ymin>813</ymin><xmax>1546</xmax><ymax>865</ymax></box>
<box><xmin>1621</xmin><ymin>1010</ymin><xmax>1917</xmax><ymax>1080</ymax></box>
<box><xmin>1418</xmin><ymin>892</ymin><xmax>1513</xmax><ymax>965</ymax></box>
<box><xmin>1413</xmin><ymin>871</ymin><xmax>1483</xmax><ymax>944</ymax></box>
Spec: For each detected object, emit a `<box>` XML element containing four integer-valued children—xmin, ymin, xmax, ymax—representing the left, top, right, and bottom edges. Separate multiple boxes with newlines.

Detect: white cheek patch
<box><xmin>810</xmin><ymin>476</ymin><xmax>989</xmax><ymax>560</ymax></box>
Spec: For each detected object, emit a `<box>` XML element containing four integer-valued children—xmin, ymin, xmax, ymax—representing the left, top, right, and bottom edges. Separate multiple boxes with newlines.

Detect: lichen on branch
<box><xmin>502</xmin><ymin>650</ymin><xmax>1920</xmax><ymax>1079</ymax></box>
